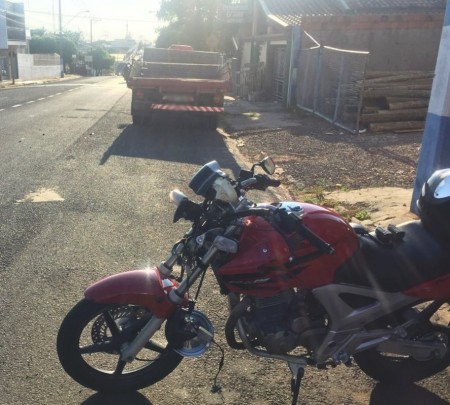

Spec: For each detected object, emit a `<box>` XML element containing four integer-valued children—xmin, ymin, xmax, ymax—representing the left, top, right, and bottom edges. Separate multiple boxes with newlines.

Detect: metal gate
<box><xmin>272</xmin><ymin>46</ymin><xmax>286</xmax><ymax>102</ymax></box>
<box><xmin>296</xmin><ymin>45</ymin><xmax>369</xmax><ymax>133</ymax></box>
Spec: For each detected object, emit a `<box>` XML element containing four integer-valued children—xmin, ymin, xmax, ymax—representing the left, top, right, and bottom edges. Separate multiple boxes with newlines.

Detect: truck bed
<box><xmin>128</xmin><ymin>47</ymin><xmax>230</xmax><ymax>127</ymax></box>
<box><xmin>127</xmin><ymin>61</ymin><xmax>230</xmax><ymax>91</ymax></box>
<box><xmin>143</xmin><ymin>47</ymin><xmax>223</xmax><ymax>65</ymax></box>
<box><xmin>126</xmin><ymin>76</ymin><xmax>230</xmax><ymax>91</ymax></box>
<box><xmin>126</xmin><ymin>47</ymin><xmax>230</xmax><ymax>91</ymax></box>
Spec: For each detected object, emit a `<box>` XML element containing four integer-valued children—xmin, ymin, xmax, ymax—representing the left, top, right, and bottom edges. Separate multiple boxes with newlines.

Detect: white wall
<box><xmin>240</xmin><ymin>41</ymin><xmax>269</xmax><ymax>66</ymax></box>
<box><xmin>0</xmin><ymin>0</ymin><xmax>7</xmax><ymax>50</ymax></box>
<box><xmin>18</xmin><ymin>54</ymin><xmax>60</xmax><ymax>80</ymax></box>
<box><xmin>259</xmin><ymin>42</ymin><xmax>267</xmax><ymax>64</ymax></box>
<box><xmin>241</xmin><ymin>41</ymin><xmax>252</xmax><ymax>68</ymax></box>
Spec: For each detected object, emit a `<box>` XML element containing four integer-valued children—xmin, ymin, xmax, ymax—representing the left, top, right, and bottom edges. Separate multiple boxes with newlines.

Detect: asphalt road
<box><xmin>0</xmin><ymin>76</ymin><xmax>244</xmax><ymax>404</ymax></box>
<box><xmin>1</xmin><ymin>76</ymin><xmax>448</xmax><ymax>405</ymax></box>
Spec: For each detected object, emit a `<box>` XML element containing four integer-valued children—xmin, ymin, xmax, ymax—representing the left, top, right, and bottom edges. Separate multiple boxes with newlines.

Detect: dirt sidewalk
<box><xmin>325</xmin><ymin>187</ymin><xmax>418</xmax><ymax>228</ymax></box>
<box><xmin>221</xmin><ymin>96</ymin><xmax>420</xmax><ymax>229</ymax></box>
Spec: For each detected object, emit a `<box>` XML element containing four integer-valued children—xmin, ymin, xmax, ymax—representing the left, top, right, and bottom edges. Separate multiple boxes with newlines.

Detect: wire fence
<box><xmin>296</xmin><ymin>45</ymin><xmax>369</xmax><ymax>134</ymax></box>
<box><xmin>272</xmin><ymin>47</ymin><xmax>286</xmax><ymax>102</ymax></box>
<box><xmin>234</xmin><ymin>62</ymin><xmax>265</xmax><ymax>100</ymax></box>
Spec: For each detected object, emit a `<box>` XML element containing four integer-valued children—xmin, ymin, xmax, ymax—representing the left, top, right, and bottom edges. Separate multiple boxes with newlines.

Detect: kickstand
<box><xmin>288</xmin><ymin>363</ymin><xmax>305</xmax><ymax>405</ymax></box>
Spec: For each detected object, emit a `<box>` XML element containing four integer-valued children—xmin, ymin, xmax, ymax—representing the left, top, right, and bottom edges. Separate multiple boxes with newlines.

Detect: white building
<box><xmin>0</xmin><ymin>0</ymin><xmax>27</xmax><ymax>80</ymax></box>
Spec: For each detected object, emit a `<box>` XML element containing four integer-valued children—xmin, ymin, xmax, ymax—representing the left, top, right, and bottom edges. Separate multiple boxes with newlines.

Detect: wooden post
<box><xmin>411</xmin><ymin>0</ymin><xmax>450</xmax><ymax>213</ymax></box>
<box><xmin>8</xmin><ymin>49</ymin><xmax>14</xmax><ymax>85</ymax></box>
<box><xmin>287</xmin><ymin>26</ymin><xmax>301</xmax><ymax>108</ymax></box>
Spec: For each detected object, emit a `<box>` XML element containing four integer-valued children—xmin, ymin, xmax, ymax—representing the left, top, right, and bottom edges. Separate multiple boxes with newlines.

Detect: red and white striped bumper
<box><xmin>150</xmin><ymin>104</ymin><xmax>223</xmax><ymax>112</ymax></box>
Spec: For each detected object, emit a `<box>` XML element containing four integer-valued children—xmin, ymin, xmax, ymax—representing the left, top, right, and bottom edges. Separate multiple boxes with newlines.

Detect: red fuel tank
<box><xmin>217</xmin><ymin>202</ymin><xmax>359</xmax><ymax>297</ymax></box>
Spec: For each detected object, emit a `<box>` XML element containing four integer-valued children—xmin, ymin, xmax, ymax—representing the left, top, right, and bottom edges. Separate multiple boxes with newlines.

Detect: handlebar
<box><xmin>221</xmin><ymin>207</ymin><xmax>334</xmax><ymax>255</ymax></box>
<box><xmin>222</xmin><ymin>207</ymin><xmax>272</xmax><ymax>222</ymax></box>
<box><xmin>240</xmin><ymin>174</ymin><xmax>281</xmax><ymax>191</ymax></box>
<box><xmin>256</xmin><ymin>174</ymin><xmax>281</xmax><ymax>189</ymax></box>
<box><xmin>239</xmin><ymin>178</ymin><xmax>257</xmax><ymax>188</ymax></box>
<box><xmin>296</xmin><ymin>221</ymin><xmax>335</xmax><ymax>255</ymax></box>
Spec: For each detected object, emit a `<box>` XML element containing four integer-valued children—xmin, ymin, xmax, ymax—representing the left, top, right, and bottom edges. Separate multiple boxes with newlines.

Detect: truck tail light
<box><xmin>213</xmin><ymin>94</ymin><xmax>223</xmax><ymax>104</ymax></box>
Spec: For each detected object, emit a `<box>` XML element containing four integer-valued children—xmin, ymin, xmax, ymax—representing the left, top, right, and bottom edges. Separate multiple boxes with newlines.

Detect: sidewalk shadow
<box><xmin>370</xmin><ymin>383</ymin><xmax>449</xmax><ymax>405</ymax></box>
<box><xmin>82</xmin><ymin>391</ymin><xmax>152</xmax><ymax>405</ymax></box>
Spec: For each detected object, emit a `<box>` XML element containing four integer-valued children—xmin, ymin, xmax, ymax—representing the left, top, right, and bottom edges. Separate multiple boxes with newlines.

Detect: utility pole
<box><xmin>52</xmin><ymin>1</ymin><xmax>56</xmax><ymax>32</ymax></box>
<box><xmin>59</xmin><ymin>0</ymin><xmax>64</xmax><ymax>77</ymax></box>
<box><xmin>89</xmin><ymin>17</ymin><xmax>101</xmax><ymax>76</ymax></box>
<box><xmin>411</xmin><ymin>0</ymin><xmax>450</xmax><ymax>212</ymax></box>
<box><xmin>90</xmin><ymin>17</ymin><xmax>93</xmax><ymax>75</ymax></box>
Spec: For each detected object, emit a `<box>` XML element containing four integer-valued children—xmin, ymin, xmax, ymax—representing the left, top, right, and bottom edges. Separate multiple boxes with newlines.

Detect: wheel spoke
<box><xmin>80</xmin><ymin>341</ymin><xmax>114</xmax><ymax>354</ymax></box>
<box><xmin>113</xmin><ymin>359</ymin><xmax>127</xmax><ymax>375</ymax></box>
<box><xmin>58</xmin><ymin>301</ymin><xmax>183</xmax><ymax>391</ymax></box>
<box><xmin>103</xmin><ymin>310</ymin><xmax>121</xmax><ymax>336</ymax></box>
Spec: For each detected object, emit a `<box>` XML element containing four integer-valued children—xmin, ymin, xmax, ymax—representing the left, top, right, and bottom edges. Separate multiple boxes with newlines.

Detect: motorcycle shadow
<box><xmin>82</xmin><ymin>391</ymin><xmax>152</xmax><ymax>405</ymax></box>
<box><xmin>370</xmin><ymin>383</ymin><xmax>449</xmax><ymax>405</ymax></box>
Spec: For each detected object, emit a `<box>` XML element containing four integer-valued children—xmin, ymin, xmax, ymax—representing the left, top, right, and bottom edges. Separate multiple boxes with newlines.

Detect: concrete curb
<box><xmin>0</xmin><ymin>74</ymin><xmax>82</xmax><ymax>89</ymax></box>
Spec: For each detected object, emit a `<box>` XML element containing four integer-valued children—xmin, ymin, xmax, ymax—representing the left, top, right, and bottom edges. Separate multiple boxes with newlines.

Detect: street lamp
<box><xmin>89</xmin><ymin>17</ymin><xmax>101</xmax><ymax>76</ymax></box>
<box><xmin>59</xmin><ymin>0</ymin><xmax>63</xmax><ymax>77</ymax></box>
<box><xmin>65</xmin><ymin>10</ymin><xmax>90</xmax><ymax>28</ymax></box>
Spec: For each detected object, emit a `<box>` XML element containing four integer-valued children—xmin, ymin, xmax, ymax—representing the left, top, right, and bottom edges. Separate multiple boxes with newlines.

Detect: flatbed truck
<box><xmin>125</xmin><ymin>45</ymin><xmax>230</xmax><ymax>129</ymax></box>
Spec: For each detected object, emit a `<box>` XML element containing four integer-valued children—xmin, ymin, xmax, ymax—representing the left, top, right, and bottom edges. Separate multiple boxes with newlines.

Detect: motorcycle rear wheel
<box><xmin>57</xmin><ymin>299</ymin><xmax>182</xmax><ymax>393</ymax></box>
<box><xmin>354</xmin><ymin>324</ymin><xmax>450</xmax><ymax>384</ymax></box>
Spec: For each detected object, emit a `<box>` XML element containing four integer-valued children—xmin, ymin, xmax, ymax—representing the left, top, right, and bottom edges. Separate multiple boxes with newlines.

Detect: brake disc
<box><xmin>91</xmin><ymin>305</ymin><xmax>148</xmax><ymax>344</ymax></box>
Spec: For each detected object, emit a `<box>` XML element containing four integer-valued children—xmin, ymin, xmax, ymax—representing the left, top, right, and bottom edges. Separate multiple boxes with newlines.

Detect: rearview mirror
<box><xmin>260</xmin><ymin>157</ymin><xmax>275</xmax><ymax>175</ymax></box>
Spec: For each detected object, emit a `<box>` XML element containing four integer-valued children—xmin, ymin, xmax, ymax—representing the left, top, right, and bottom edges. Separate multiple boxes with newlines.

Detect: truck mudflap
<box><xmin>150</xmin><ymin>104</ymin><xmax>224</xmax><ymax>112</ymax></box>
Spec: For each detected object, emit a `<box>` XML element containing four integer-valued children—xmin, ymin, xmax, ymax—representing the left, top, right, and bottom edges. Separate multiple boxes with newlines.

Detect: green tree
<box><xmin>29</xmin><ymin>34</ymin><xmax>58</xmax><ymax>54</ymax></box>
<box><xmin>156</xmin><ymin>0</ymin><xmax>224</xmax><ymax>51</ymax></box>
<box><xmin>92</xmin><ymin>46</ymin><xmax>114</xmax><ymax>73</ymax></box>
<box><xmin>29</xmin><ymin>31</ymin><xmax>77</xmax><ymax>72</ymax></box>
<box><xmin>64</xmin><ymin>31</ymin><xmax>83</xmax><ymax>48</ymax></box>
<box><xmin>30</xmin><ymin>28</ymin><xmax>46</xmax><ymax>37</ymax></box>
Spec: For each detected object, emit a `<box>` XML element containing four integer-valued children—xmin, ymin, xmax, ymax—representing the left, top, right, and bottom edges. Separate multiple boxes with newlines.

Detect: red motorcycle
<box><xmin>57</xmin><ymin>157</ymin><xmax>450</xmax><ymax>404</ymax></box>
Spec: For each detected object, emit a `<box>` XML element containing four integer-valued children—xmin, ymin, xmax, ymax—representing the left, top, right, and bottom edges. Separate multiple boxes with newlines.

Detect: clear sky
<box><xmin>24</xmin><ymin>0</ymin><xmax>162</xmax><ymax>43</ymax></box>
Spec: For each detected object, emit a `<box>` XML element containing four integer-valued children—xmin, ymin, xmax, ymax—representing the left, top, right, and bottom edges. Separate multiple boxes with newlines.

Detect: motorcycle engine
<box><xmin>243</xmin><ymin>290</ymin><xmax>327</xmax><ymax>355</ymax></box>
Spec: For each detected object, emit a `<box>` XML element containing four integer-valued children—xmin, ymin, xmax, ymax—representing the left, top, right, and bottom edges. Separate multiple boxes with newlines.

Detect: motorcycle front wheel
<box><xmin>57</xmin><ymin>299</ymin><xmax>182</xmax><ymax>393</ymax></box>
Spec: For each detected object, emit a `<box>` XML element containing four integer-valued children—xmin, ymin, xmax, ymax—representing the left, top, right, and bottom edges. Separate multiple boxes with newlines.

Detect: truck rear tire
<box><xmin>207</xmin><ymin>114</ymin><xmax>219</xmax><ymax>130</ymax></box>
<box><xmin>132</xmin><ymin>115</ymin><xmax>145</xmax><ymax>126</ymax></box>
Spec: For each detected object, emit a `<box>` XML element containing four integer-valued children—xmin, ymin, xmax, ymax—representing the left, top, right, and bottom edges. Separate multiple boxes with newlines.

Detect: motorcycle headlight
<box><xmin>212</xmin><ymin>177</ymin><xmax>238</xmax><ymax>204</ymax></box>
<box><xmin>189</xmin><ymin>161</ymin><xmax>224</xmax><ymax>197</ymax></box>
<box><xmin>188</xmin><ymin>161</ymin><xmax>238</xmax><ymax>204</ymax></box>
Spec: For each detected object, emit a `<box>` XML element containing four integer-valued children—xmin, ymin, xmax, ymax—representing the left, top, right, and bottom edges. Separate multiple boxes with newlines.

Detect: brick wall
<box><xmin>301</xmin><ymin>12</ymin><xmax>444</xmax><ymax>71</ymax></box>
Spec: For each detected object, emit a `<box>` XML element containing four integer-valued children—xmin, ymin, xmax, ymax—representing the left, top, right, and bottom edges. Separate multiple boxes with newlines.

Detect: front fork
<box><xmin>119</xmin><ymin>196</ymin><xmax>250</xmax><ymax>363</ymax></box>
<box><xmin>121</xmin><ymin>316</ymin><xmax>166</xmax><ymax>362</ymax></box>
<box><xmin>119</xmin><ymin>233</ymin><xmax>229</xmax><ymax>362</ymax></box>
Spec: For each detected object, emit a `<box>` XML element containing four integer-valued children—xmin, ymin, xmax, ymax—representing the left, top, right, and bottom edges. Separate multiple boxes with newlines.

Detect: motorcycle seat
<box><xmin>334</xmin><ymin>220</ymin><xmax>450</xmax><ymax>292</ymax></box>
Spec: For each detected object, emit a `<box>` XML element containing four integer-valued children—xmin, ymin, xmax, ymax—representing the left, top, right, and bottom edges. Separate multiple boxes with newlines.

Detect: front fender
<box><xmin>85</xmin><ymin>268</ymin><xmax>178</xmax><ymax>318</ymax></box>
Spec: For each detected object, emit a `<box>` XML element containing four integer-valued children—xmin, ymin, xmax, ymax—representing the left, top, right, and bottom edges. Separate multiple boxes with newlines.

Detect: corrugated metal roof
<box><xmin>259</xmin><ymin>0</ymin><xmax>446</xmax><ymax>27</ymax></box>
<box><xmin>259</xmin><ymin>0</ymin><xmax>341</xmax><ymax>26</ymax></box>
<box><xmin>345</xmin><ymin>0</ymin><xmax>446</xmax><ymax>11</ymax></box>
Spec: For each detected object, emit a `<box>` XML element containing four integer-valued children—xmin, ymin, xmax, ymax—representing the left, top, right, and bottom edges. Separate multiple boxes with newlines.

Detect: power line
<box><xmin>24</xmin><ymin>9</ymin><xmax>157</xmax><ymax>23</ymax></box>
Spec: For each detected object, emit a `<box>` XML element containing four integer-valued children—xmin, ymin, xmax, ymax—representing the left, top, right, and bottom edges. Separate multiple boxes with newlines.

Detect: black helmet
<box><xmin>417</xmin><ymin>168</ymin><xmax>450</xmax><ymax>239</ymax></box>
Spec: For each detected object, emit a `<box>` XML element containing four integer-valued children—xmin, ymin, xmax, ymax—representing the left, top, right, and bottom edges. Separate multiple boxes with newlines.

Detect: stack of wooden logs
<box><xmin>360</xmin><ymin>71</ymin><xmax>433</xmax><ymax>134</ymax></box>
